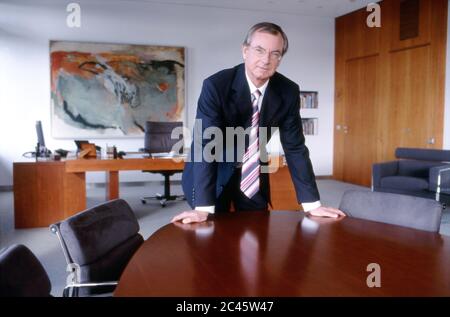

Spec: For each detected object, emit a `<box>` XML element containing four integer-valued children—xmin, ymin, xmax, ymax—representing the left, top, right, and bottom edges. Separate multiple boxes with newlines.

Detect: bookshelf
<box><xmin>300</xmin><ymin>91</ymin><xmax>318</xmax><ymax>109</ymax></box>
<box><xmin>300</xmin><ymin>91</ymin><xmax>318</xmax><ymax>135</ymax></box>
<box><xmin>301</xmin><ymin>118</ymin><xmax>318</xmax><ymax>135</ymax></box>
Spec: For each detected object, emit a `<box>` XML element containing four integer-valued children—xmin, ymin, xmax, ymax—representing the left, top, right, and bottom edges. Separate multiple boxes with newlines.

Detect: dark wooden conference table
<box><xmin>114</xmin><ymin>211</ymin><xmax>450</xmax><ymax>297</ymax></box>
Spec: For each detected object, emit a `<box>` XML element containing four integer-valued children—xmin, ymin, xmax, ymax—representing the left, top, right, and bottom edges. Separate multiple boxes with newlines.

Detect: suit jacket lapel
<box><xmin>260</xmin><ymin>78</ymin><xmax>282</xmax><ymax>127</ymax></box>
<box><xmin>230</xmin><ymin>64</ymin><xmax>252</xmax><ymax>127</ymax></box>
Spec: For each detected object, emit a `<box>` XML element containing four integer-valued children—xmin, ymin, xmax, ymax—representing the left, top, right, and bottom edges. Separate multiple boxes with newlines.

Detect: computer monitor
<box><xmin>35</xmin><ymin>121</ymin><xmax>49</xmax><ymax>157</ymax></box>
<box><xmin>36</xmin><ymin>121</ymin><xmax>45</xmax><ymax>148</ymax></box>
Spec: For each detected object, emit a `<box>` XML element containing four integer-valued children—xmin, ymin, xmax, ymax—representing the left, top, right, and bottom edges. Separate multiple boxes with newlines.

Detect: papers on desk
<box><xmin>122</xmin><ymin>152</ymin><xmax>150</xmax><ymax>159</ymax></box>
<box><xmin>121</xmin><ymin>151</ymin><xmax>186</xmax><ymax>159</ymax></box>
<box><xmin>150</xmin><ymin>152</ymin><xmax>173</xmax><ymax>158</ymax></box>
<box><xmin>150</xmin><ymin>152</ymin><xmax>187</xmax><ymax>159</ymax></box>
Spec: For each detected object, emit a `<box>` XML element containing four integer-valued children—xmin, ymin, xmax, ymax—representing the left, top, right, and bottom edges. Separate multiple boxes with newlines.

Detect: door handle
<box><xmin>335</xmin><ymin>125</ymin><xmax>348</xmax><ymax>134</ymax></box>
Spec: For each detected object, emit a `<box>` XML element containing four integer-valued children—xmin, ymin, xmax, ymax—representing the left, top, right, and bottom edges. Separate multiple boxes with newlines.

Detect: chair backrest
<box><xmin>51</xmin><ymin>199</ymin><xmax>144</xmax><ymax>283</ymax></box>
<box><xmin>339</xmin><ymin>190</ymin><xmax>442</xmax><ymax>232</ymax></box>
<box><xmin>0</xmin><ymin>244</ymin><xmax>51</xmax><ymax>297</ymax></box>
<box><xmin>396</xmin><ymin>147</ymin><xmax>450</xmax><ymax>162</ymax></box>
<box><xmin>398</xmin><ymin>160</ymin><xmax>443</xmax><ymax>177</ymax></box>
<box><xmin>144</xmin><ymin>121</ymin><xmax>183</xmax><ymax>154</ymax></box>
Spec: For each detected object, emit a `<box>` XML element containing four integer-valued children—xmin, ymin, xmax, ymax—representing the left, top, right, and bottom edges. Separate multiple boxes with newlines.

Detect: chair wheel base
<box><xmin>141</xmin><ymin>195</ymin><xmax>185</xmax><ymax>207</ymax></box>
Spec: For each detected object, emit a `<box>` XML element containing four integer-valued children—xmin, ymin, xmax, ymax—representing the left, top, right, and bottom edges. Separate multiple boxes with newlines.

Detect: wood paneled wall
<box><xmin>334</xmin><ymin>0</ymin><xmax>447</xmax><ymax>186</ymax></box>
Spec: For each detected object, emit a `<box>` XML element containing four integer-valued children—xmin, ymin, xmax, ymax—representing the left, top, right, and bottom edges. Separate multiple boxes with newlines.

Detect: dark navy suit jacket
<box><xmin>182</xmin><ymin>63</ymin><xmax>320</xmax><ymax>209</ymax></box>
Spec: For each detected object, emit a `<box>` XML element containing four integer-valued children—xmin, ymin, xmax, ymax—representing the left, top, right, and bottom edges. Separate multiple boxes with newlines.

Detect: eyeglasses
<box><xmin>249</xmin><ymin>45</ymin><xmax>283</xmax><ymax>61</ymax></box>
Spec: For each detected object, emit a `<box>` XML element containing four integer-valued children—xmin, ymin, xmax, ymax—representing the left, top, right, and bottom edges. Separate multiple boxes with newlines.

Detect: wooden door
<box><xmin>341</xmin><ymin>56</ymin><xmax>379</xmax><ymax>186</ymax></box>
<box><xmin>386</xmin><ymin>45</ymin><xmax>433</xmax><ymax>152</ymax></box>
<box><xmin>334</xmin><ymin>0</ymin><xmax>447</xmax><ymax>186</ymax></box>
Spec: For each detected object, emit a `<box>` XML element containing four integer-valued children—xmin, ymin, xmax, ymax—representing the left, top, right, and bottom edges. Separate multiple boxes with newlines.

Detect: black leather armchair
<box><xmin>0</xmin><ymin>244</ymin><xmax>52</xmax><ymax>297</ymax></box>
<box><xmin>372</xmin><ymin>148</ymin><xmax>450</xmax><ymax>204</ymax></box>
<box><xmin>141</xmin><ymin>121</ymin><xmax>185</xmax><ymax>207</ymax></box>
<box><xmin>50</xmin><ymin>199</ymin><xmax>144</xmax><ymax>297</ymax></box>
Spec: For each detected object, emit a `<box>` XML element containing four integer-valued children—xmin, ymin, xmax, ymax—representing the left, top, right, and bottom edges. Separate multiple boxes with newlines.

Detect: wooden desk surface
<box><xmin>13</xmin><ymin>157</ymin><xmax>185</xmax><ymax>172</ymax></box>
<box><xmin>64</xmin><ymin>157</ymin><xmax>184</xmax><ymax>172</ymax></box>
<box><xmin>115</xmin><ymin>211</ymin><xmax>450</xmax><ymax>297</ymax></box>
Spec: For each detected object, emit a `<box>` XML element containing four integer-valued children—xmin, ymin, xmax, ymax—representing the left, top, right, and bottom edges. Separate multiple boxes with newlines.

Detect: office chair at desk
<box><xmin>141</xmin><ymin>121</ymin><xmax>185</xmax><ymax>207</ymax></box>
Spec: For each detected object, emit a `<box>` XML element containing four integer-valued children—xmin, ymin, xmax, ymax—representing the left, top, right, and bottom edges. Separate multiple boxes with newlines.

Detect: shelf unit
<box><xmin>301</xmin><ymin>118</ymin><xmax>318</xmax><ymax>135</ymax></box>
<box><xmin>300</xmin><ymin>91</ymin><xmax>318</xmax><ymax>135</ymax></box>
<box><xmin>300</xmin><ymin>91</ymin><xmax>318</xmax><ymax>109</ymax></box>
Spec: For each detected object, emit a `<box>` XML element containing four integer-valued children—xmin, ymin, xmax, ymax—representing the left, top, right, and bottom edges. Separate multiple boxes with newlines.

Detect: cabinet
<box><xmin>13</xmin><ymin>161</ymin><xmax>86</xmax><ymax>228</ymax></box>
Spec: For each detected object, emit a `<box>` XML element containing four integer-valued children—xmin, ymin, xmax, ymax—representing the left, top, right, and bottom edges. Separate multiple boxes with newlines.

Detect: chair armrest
<box><xmin>63</xmin><ymin>281</ymin><xmax>118</xmax><ymax>297</ymax></box>
<box><xmin>429</xmin><ymin>165</ymin><xmax>450</xmax><ymax>194</ymax></box>
<box><xmin>372</xmin><ymin>161</ymin><xmax>399</xmax><ymax>188</ymax></box>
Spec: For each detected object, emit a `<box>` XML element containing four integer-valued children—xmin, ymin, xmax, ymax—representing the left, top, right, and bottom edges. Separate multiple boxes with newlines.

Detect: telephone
<box><xmin>36</xmin><ymin>143</ymin><xmax>51</xmax><ymax>158</ymax></box>
<box><xmin>55</xmin><ymin>149</ymin><xmax>69</xmax><ymax>158</ymax></box>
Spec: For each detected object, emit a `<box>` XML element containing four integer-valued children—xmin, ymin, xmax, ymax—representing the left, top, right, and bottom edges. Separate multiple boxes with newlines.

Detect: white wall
<box><xmin>0</xmin><ymin>0</ymin><xmax>335</xmax><ymax>186</ymax></box>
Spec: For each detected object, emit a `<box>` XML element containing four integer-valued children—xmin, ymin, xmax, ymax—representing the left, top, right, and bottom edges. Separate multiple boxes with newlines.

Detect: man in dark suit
<box><xmin>172</xmin><ymin>22</ymin><xmax>345</xmax><ymax>224</ymax></box>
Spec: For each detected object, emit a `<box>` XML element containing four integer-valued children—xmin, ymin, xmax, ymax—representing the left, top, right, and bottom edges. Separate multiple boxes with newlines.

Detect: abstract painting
<box><xmin>50</xmin><ymin>41</ymin><xmax>185</xmax><ymax>138</ymax></box>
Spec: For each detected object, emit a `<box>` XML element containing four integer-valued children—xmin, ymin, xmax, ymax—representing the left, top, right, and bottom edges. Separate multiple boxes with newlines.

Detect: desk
<box><xmin>114</xmin><ymin>211</ymin><xmax>450</xmax><ymax>296</ymax></box>
<box><xmin>13</xmin><ymin>156</ymin><xmax>300</xmax><ymax>228</ymax></box>
<box><xmin>13</xmin><ymin>158</ymin><xmax>184</xmax><ymax>228</ymax></box>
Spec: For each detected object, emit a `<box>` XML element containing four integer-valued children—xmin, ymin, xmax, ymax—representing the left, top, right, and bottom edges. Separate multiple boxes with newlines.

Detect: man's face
<box><xmin>242</xmin><ymin>30</ymin><xmax>284</xmax><ymax>87</ymax></box>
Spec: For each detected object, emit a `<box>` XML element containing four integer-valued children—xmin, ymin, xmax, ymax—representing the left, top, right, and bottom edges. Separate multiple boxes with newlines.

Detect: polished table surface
<box><xmin>115</xmin><ymin>211</ymin><xmax>450</xmax><ymax>297</ymax></box>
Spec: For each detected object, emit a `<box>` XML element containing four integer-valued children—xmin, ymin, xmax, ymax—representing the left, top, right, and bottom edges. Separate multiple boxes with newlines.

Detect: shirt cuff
<box><xmin>301</xmin><ymin>201</ymin><xmax>321</xmax><ymax>212</ymax></box>
<box><xmin>195</xmin><ymin>205</ymin><xmax>215</xmax><ymax>214</ymax></box>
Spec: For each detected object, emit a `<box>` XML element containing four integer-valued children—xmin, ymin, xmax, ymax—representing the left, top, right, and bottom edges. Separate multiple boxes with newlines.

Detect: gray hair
<box><xmin>243</xmin><ymin>22</ymin><xmax>289</xmax><ymax>56</ymax></box>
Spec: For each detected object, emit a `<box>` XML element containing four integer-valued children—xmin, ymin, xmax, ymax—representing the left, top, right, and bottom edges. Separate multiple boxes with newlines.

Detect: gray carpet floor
<box><xmin>0</xmin><ymin>179</ymin><xmax>448</xmax><ymax>296</ymax></box>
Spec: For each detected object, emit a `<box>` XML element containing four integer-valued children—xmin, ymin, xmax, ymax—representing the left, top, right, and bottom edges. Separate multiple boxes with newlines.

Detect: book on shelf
<box><xmin>301</xmin><ymin>118</ymin><xmax>318</xmax><ymax>135</ymax></box>
<box><xmin>300</xmin><ymin>91</ymin><xmax>318</xmax><ymax>109</ymax></box>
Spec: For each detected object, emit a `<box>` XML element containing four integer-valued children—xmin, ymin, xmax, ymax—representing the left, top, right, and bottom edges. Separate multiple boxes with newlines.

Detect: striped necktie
<box><xmin>240</xmin><ymin>89</ymin><xmax>261</xmax><ymax>198</ymax></box>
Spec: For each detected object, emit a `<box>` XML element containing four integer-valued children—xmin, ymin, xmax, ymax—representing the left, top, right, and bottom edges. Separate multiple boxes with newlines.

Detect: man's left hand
<box><xmin>307</xmin><ymin>206</ymin><xmax>346</xmax><ymax>218</ymax></box>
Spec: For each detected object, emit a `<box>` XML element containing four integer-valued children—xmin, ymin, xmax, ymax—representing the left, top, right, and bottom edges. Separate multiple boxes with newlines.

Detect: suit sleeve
<box><xmin>191</xmin><ymin>79</ymin><xmax>223</xmax><ymax>207</ymax></box>
<box><xmin>279</xmin><ymin>87</ymin><xmax>320</xmax><ymax>203</ymax></box>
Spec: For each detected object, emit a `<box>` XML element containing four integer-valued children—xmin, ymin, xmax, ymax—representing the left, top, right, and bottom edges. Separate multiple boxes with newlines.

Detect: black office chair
<box><xmin>339</xmin><ymin>190</ymin><xmax>443</xmax><ymax>232</ymax></box>
<box><xmin>50</xmin><ymin>199</ymin><xmax>144</xmax><ymax>297</ymax></box>
<box><xmin>0</xmin><ymin>244</ymin><xmax>51</xmax><ymax>297</ymax></box>
<box><xmin>141</xmin><ymin>121</ymin><xmax>185</xmax><ymax>207</ymax></box>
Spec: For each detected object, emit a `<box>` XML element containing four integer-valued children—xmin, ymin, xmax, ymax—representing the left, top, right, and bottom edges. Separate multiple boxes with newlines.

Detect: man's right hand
<box><xmin>171</xmin><ymin>210</ymin><xmax>209</xmax><ymax>224</ymax></box>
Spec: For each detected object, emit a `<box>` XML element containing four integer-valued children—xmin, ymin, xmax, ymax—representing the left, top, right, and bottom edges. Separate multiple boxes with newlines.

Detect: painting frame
<box><xmin>50</xmin><ymin>40</ymin><xmax>185</xmax><ymax>139</ymax></box>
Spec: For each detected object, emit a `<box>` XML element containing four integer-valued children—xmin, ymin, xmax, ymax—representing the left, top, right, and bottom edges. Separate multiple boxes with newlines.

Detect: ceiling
<box><xmin>119</xmin><ymin>0</ymin><xmax>376</xmax><ymax>18</ymax></box>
